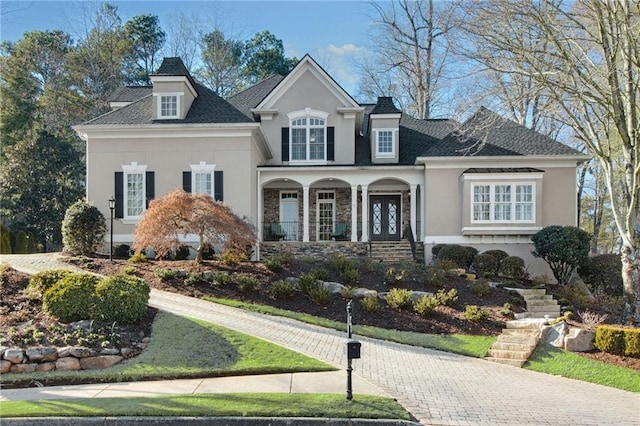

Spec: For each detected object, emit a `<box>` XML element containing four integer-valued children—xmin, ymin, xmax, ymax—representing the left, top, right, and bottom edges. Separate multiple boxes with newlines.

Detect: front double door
<box><xmin>370</xmin><ymin>195</ymin><xmax>401</xmax><ymax>241</ymax></box>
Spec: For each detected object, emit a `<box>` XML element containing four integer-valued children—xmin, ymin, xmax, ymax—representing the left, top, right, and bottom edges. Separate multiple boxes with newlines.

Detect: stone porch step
<box><xmin>485</xmin><ymin>357</ymin><xmax>527</xmax><ymax>367</ymax></box>
<box><xmin>496</xmin><ymin>334</ymin><xmax>538</xmax><ymax>345</ymax></box>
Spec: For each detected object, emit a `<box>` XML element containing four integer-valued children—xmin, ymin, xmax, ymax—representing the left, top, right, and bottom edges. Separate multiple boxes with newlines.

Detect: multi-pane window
<box><xmin>472</xmin><ymin>183</ymin><xmax>534</xmax><ymax>222</ymax></box>
<box><xmin>317</xmin><ymin>191</ymin><xmax>335</xmax><ymax>241</ymax></box>
<box><xmin>290</xmin><ymin>114</ymin><xmax>326</xmax><ymax>161</ymax></box>
<box><xmin>160</xmin><ymin>95</ymin><xmax>178</xmax><ymax>118</ymax></box>
<box><xmin>126</xmin><ymin>172</ymin><xmax>145</xmax><ymax>217</ymax></box>
<box><xmin>377</xmin><ymin>130</ymin><xmax>394</xmax><ymax>155</ymax></box>
<box><xmin>190</xmin><ymin>162</ymin><xmax>215</xmax><ymax>197</ymax></box>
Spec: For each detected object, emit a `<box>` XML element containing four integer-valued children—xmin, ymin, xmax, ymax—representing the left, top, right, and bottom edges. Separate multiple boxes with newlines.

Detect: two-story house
<box><xmin>74</xmin><ymin>55</ymin><xmax>588</xmax><ymax>275</ymax></box>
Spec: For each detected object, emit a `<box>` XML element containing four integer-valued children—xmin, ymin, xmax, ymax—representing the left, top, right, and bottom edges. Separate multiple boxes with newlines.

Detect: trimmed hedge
<box><xmin>95</xmin><ymin>274</ymin><xmax>150</xmax><ymax>324</ymax></box>
<box><xmin>28</xmin><ymin>269</ymin><xmax>74</xmax><ymax>299</ymax></box>
<box><xmin>500</xmin><ymin>256</ymin><xmax>526</xmax><ymax>279</ymax></box>
<box><xmin>472</xmin><ymin>252</ymin><xmax>500</xmax><ymax>277</ymax></box>
<box><xmin>43</xmin><ymin>273</ymin><xmax>100</xmax><ymax>323</ymax></box>
<box><xmin>437</xmin><ymin>244</ymin><xmax>475</xmax><ymax>268</ymax></box>
<box><xmin>594</xmin><ymin>325</ymin><xmax>640</xmax><ymax>357</ymax></box>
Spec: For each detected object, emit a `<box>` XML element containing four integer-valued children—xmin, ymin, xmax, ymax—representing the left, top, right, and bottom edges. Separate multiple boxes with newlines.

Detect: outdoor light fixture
<box><xmin>108</xmin><ymin>197</ymin><xmax>116</xmax><ymax>261</ymax></box>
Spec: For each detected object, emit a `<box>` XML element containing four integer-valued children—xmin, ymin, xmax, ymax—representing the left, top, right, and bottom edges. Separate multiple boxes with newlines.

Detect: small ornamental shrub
<box><xmin>235</xmin><ymin>274</ymin><xmax>258</xmax><ymax>293</ymax></box>
<box><xmin>463</xmin><ymin>305</ymin><xmax>490</xmax><ymax>322</ymax></box>
<box><xmin>424</xmin><ymin>267</ymin><xmax>447</xmax><ymax>289</ymax></box>
<box><xmin>95</xmin><ymin>274</ymin><xmax>150</xmax><ymax>324</ymax></box>
<box><xmin>483</xmin><ymin>250</ymin><xmax>509</xmax><ymax>264</ymax></box>
<box><xmin>185</xmin><ymin>271</ymin><xmax>205</xmax><ymax>285</ymax></box>
<box><xmin>298</xmin><ymin>272</ymin><xmax>321</xmax><ymax>295</ymax></box>
<box><xmin>0</xmin><ymin>224</ymin><xmax>11</xmax><ymax>254</ymax></box>
<box><xmin>219</xmin><ymin>248</ymin><xmax>248</xmax><ymax>265</ymax></box>
<box><xmin>463</xmin><ymin>246</ymin><xmax>479</xmax><ymax>266</ymax></box>
<box><xmin>413</xmin><ymin>295</ymin><xmax>439</xmax><ymax>316</ymax></box>
<box><xmin>499</xmin><ymin>303</ymin><xmax>514</xmax><ymax>318</ymax></box>
<box><xmin>385</xmin><ymin>288</ymin><xmax>414</xmax><ymax>310</ymax></box>
<box><xmin>532</xmin><ymin>225</ymin><xmax>591</xmax><ymax>285</ymax></box>
<box><xmin>472</xmin><ymin>253</ymin><xmax>500</xmax><ymax>277</ymax></box>
<box><xmin>263</xmin><ymin>257</ymin><xmax>283</xmax><ymax>272</ymax></box>
<box><xmin>625</xmin><ymin>328</ymin><xmax>640</xmax><ymax>357</ymax></box>
<box><xmin>62</xmin><ymin>200</ymin><xmax>106</xmax><ymax>255</ymax></box>
<box><xmin>577</xmin><ymin>310</ymin><xmax>609</xmax><ymax>332</ymax></box>
<box><xmin>268</xmin><ymin>280</ymin><xmax>296</xmax><ymax>299</ymax></box>
<box><xmin>500</xmin><ymin>256</ymin><xmax>526</xmax><ymax>279</ymax></box>
<box><xmin>385</xmin><ymin>267</ymin><xmax>407</xmax><ymax>285</ymax></box>
<box><xmin>154</xmin><ymin>268</ymin><xmax>176</xmax><ymax>281</ymax></box>
<box><xmin>579</xmin><ymin>254</ymin><xmax>623</xmax><ymax>296</ymax></box>
<box><xmin>332</xmin><ymin>255</ymin><xmax>355</xmax><ymax>275</ymax></box>
<box><xmin>174</xmin><ymin>245</ymin><xmax>191</xmax><ymax>260</ymax></box>
<box><xmin>213</xmin><ymin>271</ymin><xmax>233</xmax><ymax>286</ymax></box>
<box><xmin>120</xmin><ymin>266</ymin><xmax>137</xmax><ymax>275</ymax></box>
<box><xmin>28</xmin><ymin>269</ymin><xmax>74</xmax><ymax>299</ymax></box>
<box><xmin>308</xmin><ymin>284</ymin><xmax>331</xmax><ymax>305</ymax></box>
<box><xmin>341</xmin><ymin>286</ymin><xmax>355</xmax><ymax>299</ymax></box>
<box><xmin>434</xmin><ymin>288</ymin><xmax>458</xmax><ymax>306</ymax></box>
<box><xmin>594</xmin><ymin>326</ymin><xmax>627</xmax><ymax>356</ymax></box>
<box><xmin>128</xmin><ymin>252</ymin><xmax>147</xmax><ymax>263</ymax></box>
<box><xmin>308</xmin><ymin>267</ymin><xmax>329</xmax><ymax>282</ymax></box>
<box><xmin>470</xmin><ymin>279</ymin><xmax>491</xmax><ymax>297</ymax></box>
<box><xmin>43</xmin><ymin>273</ymin><xmax>100</xmax><ymax>322</ymax></box>
<box><xmin>431</xmin><ymin>243</ymin><xmax>446</xmax><ymax>258</ymax></box>
<box><xmin>113</xmin><ymin>244</ymin><xmax>131</xmax><ymax>259</ymax></box>
<box><xmin>339</xmin><ymin>268</ymin><xmax>360</xmax><ymax>286</ymax></box>
<box><xmin>360</xmin><ymin>296</ymin><xmax>382</xmax><ymax>313</ymax></box>
<box><xmin>437</xmin><ymin>244</ymin><xmax>474</xmax><ymax>269</ymax></box>
<box><xmin>201</xmin><ymin>243</ymin><xmax>216</xmax><ymax>261</ymax></box>
<box><xmin>14</xmin><ymin>231</ymin><xmax>28</xmax><ymax>254</ymax></box>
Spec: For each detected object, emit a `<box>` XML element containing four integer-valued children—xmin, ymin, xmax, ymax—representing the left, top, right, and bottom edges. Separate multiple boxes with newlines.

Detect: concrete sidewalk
<box><xmin>0</xmin><ymin>371</ymin><xmax>388</xmax><ymax>401</ymax></box>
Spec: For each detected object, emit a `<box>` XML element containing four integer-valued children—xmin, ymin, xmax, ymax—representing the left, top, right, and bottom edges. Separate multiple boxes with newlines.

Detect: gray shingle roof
<box><xmin>227</xmin><ymin>74</ymin><xmax>284</xmax><ymax>119</ymax></box>
<box><xmin>109</xmin><ymin>86</ymin><xmax>152</xmax><ymax>102</ymax></box>
<box><xmin>152</xmin><ymin>57</ymin><xmax>199</xmax><ymax>96</ymax></box>
<box><xmin>83</xmin><ymin>82</ymin><xmax>252</xmax><ymax>125</ymax></box>
<box><xmin>370</xmin><ymin>97</ymin><xmax>402</xmax><ymax>114</ymax></box>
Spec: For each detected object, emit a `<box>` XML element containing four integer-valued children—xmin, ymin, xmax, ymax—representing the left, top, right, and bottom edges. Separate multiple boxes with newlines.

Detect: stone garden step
<box><xmin>487</xmin><ymin>348</ymin><xmax>531</xmax><ymax>360</ymax></box>
<box><xmin>496</xmin><ymin>334</ymin><xmax>539</xmax><ymax>345</ymax></box>
<box><xmin>485</xmin><ymin>357</ymin><xmax>527</xmax><ymax>367</ymax></box>
<box><xmin>490</xmin><ymin>342</ymin><xmax>535</xmax><ymax>352</ymax></box>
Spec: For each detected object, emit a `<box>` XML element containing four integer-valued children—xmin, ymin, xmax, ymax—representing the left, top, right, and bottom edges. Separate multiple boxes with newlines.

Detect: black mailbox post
<box><xmin>345</xmin><ymin>300</ymin><xmax>361</xmax><ymax>400</ymax></box>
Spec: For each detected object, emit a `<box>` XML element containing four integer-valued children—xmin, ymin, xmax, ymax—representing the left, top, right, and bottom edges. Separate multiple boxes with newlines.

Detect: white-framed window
<box><xmin>122</xmin><ymin>163</ymin><xmax>147</xmax><ymax>219</ymax></box>
<box><xmin>375</xmin><ymin>129</ymin><xmax>395</xmax><ymax>157</ymax></box>
<box><xmin>190</xmin><ymin>162</ymin><xmax>216</xmax><ymax>197</ymax></box>
<box><xmin>471</xmin><ymin>183</ymin><xmax>535</xmax><ymax>223</ymax></box>
<box><xmin>316</xmin><ymin>190</ymin><xmax>336</xmax><ymax>241</ymax></box>
<box><xmin>288</xmin><ymin>108</ymin><xmax>329</xmax><ymax>162</ymax></box>
<box><xmin>156</xmin><ymin>93</ymin><xmax>181</xmax><ymax>119</ymax></box>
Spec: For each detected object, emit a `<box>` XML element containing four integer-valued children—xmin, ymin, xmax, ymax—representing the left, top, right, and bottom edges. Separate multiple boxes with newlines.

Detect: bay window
<box><xmin>472</xmin><ymin>183</ymin><xmax>535</xmax><ymax>223</ymax></box>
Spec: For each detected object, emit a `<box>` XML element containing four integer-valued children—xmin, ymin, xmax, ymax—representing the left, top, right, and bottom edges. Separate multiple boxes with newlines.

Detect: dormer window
<box><xmin>156</xmin><ymin>93</ymin><xmax>181</xmax><ymax>119</ymax></box>
<box><xmin>288</xmin><ymin>108</ymin><xmax>329</xmax><ymax>163</ymax></box>
<box><xmin>374</xmin><ymin>129</ymin><xmax>396</xmax><ymax>158</ymax></box>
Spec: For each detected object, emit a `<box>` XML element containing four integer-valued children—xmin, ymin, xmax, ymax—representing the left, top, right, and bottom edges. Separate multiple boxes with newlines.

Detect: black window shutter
<box><xmin>281</xmin><ymin>127</ymin><xmax>289</xmax><ymax>161</ymax></box>
<box><xmin>214</xmin><ymin>170</ymin><xmax>224</xmax><ymax>201</ymax></box>
<box><xmin>114</xmin><ymin>172</ymin><xmax>124</xmax><ymax>219</ymax></box>
<box><xmin>183</xmin><ymin>171</ymin><xmax>192</xmax><ymax>193</ymax></box>
<box><xmin>146</xmin><ymin>171</ymin><xmax>155</xmax><ymax>208</ymax></box>
<box><xmin>327</xmin><ymin>126</ymin><xmax>335</xmax><ymax>161</ymax></box>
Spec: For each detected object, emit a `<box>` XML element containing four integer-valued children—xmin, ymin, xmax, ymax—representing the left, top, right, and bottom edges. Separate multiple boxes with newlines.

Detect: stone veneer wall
<box><xmin>260</xmin><ymin>242</ymin><xmax>369</xmax><ymax>260</ymax></box>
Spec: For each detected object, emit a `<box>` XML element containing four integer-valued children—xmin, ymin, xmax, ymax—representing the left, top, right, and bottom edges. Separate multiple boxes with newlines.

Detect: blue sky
<box><xmin>1</xmin><ymin>0</ymin><xmax>378</xmax><ymax>94</ymax></box>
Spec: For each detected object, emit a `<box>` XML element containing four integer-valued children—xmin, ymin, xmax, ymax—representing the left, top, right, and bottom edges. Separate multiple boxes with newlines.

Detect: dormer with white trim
<box><xmin>150</xmin><ymin>57</ymin><xmax>198</xmax><ymax>120</ymax></box>
<box><xmin>369</xmin><ymin>97</ymin><xmax>402</xmax><ymax>164</ymax></box>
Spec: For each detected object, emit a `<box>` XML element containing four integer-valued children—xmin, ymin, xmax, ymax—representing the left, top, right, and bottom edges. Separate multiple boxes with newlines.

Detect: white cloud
<box><xmin>316</xmin><ymin>44</ymin><xmax>369</xmax><ymax>95</ymax></box>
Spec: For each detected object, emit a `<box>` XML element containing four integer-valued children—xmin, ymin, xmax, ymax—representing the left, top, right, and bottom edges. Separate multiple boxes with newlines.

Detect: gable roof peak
<box><xmin>153</xmin><ymin>57</ymin><xmax>190</xmax><ymax>76</ymax></box>
<box><xmin>371</xmin><ymin>96</ymin><xmax>402</xmax><ymax>115</ymax></box>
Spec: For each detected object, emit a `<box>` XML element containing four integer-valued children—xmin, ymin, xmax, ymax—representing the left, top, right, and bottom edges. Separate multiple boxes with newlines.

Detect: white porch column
<box><xmin>410</xmin><ymin>184</ymin><xmax>417</xmax><ymax>241</ymax></box>
<box><xmin>257</xmin><ymin>172</ymin><xmax>263</xmax><ymax>242</ymax></box>
<box><xmin>303</xmin><ymin>185</ymin><xmax>310</xmax><ymax>242</ymax></box>
<box><xmin>361</xmin><ymin>185</ymin><xmax>369</xmax><ymax>242</ymax></box>
<box><xmin>350</xmin><ymin>185</ymin><xmax>358</xmax><ymax>242</ymax></box>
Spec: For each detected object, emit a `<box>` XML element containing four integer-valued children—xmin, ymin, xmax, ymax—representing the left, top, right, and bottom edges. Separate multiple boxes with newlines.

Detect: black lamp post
<box><xmin>108</xmin><ymin>197</ymin><xmax>116</xmax><ymax>261</ymax></box>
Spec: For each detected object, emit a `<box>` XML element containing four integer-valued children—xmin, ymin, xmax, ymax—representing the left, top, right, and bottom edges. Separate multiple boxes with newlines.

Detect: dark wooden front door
<box><xmin>370</xmin><ymin>195</ymin><xmax>401</xmax><ymax>241</ymax></box>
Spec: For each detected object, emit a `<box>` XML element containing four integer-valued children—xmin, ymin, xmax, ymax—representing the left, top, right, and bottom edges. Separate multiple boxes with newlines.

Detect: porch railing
<box><xmin>263</xmin><ymin>222</ymin><xmax>350</xmax><ymax>242</ymax></box>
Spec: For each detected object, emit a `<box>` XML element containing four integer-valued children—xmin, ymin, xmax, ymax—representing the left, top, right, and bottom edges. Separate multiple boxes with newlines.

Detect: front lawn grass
<box><xmin>0</xmin><ymin>311</ymin><xmax>335</xmax><ymax>387</ymax></box>
<box><xmin>206</xmin><ymin>297</ymin><xmax>495</xmax><ymax>358</ymax></box>
<box><xmin>525</xmin><ymin>344</ymin><xmax>640</xmax><ymax>393</ymax></box>
<box><xmin>0</xmin><ymin>394</ymin><xmax>412</xmax><ymax>420</ymax></box>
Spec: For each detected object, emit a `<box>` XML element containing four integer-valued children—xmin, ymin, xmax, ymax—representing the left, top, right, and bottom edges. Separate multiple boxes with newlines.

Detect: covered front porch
<box><xmin>257</xmin><ymin>167</ymin><xmax>424</xmax><ymax>246</ymax></box>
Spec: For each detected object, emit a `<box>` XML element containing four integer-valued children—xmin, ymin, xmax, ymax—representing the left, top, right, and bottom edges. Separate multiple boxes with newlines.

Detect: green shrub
<box><xmin>0</xmin><ymin>224</ymin><xmax>11</xmax><ymax>254</ymax></box>
<box><xmin>532</xmin><ymin>225</ymin><xmax>591</xmax><ymax>285</ymax></box>
<box><xmin>263</xmin><ymin>257</ymin><xmax>283</xmax><ymax>272</ymax></box>
<box><xmin>62</xmin><ymin>200</ymin><xmax>107</xmax><ymax>255</ymax></box>
<box><xmin>213</xmin><ymin>271</ymin><xmax>233</xmax><ymax>286</ymax></box>
<box><xmin>309</xmin><ymin>267</ymin><xmax>329</xmax><ymax>282</ymax></box>
<box><xmin>434</xmin><ymin>288</ymin><xmax>458</xmax><ymax>306</ymax></box>
<box><xmin>154</xmin><ymin>268</ymin><xmax>176</xmax><ymax>281</ymax></box>
<box><xmin>95</xmin><ymin>274</ymin><xmax>150</xmax><ymax>324</ymax></box>
<box><xmin>28</xmin><ymin>269</ymin><xmax>74</xmax><ymax>299</ymax></box>
<box><xmin>437</xmin><ymin>244</ymin><xmax>474</xmax><ymax>268</ymax></box>
<box><xmin>332</xmin><ymin>255</ymin><xmax>355</xmax><ymax>275</ymax></box>
<box><xmin>595</xmin><ymin>326</ymin><xmax>627</xmax><ymax>356</ymax></box>
<box><xmin>499</xmin><ymin>303</ymin><xmax>514</xmax><ymax>318</ymax></box>
<box><xmin>413</xmin><ymin>295</ymin><xmax>439</xmax><ymax>316</ymax></box>
<box><xmin>463</xmin><ymin>305</ymin><xmax>490</xmax><ymax>322</ymax></box>
<box><xmin>308</xmin><ymin>284</ymin><xmax>330</xmax><ymax>305</ymax></box>
<box><xmin>341</xmin><ymin>286</ymin><xmax>355</xmax><ymax>299</ymax></box>
<box><xmin>43</xmin><ymin>273</ymin><xmax>100</xmax><ymax>322</ymax></box>
<box><xmin>483</xmin><ymin>249</ymin><xmax>509</xmax><ymax>264</ymax></box>
<box><xmin>579</xmin><ymin>254</ymin><xmax>623</xmax><ymax>296</ymax></box>
<box><xmin>120</xmin><ymin>266</ymin><xmax>137</xmax><ymax>275</ymax></box>
<box><xmin>128</xmin><ymin>252</ymin><xmax>147</xmax><ymax>263</ymax></box>
<box><xmin>384</xmin><ymin>267</ymin><xmax>407</xmax><ymax>285</ymax></box>
<box><xmin>500</xmin><ymin>256</ymin><xmax>526</xmax><ymax>279</ymax></box>
<box><xmin>463</xmin><ymin>246</ymin><xmax>479</xmax><ymax>265</ymax></box>
<box><xmin>174</xmin><ymin>245</ymin><xmax>191</xmax><ymax>260</ymax></box>
<box><xmin>424</xmin><ymin>267</ymin><xmax>447</xmax><ymax>288</ymax></box>
<box><xmin>268</xmin><ymin>280</ymin><xmax>296</xmax><ymax>299</ymax></box>
<box><xmin>360</xmin><ymin>296</ymin><xmax>382</xmax><ymax>313</ymax></box>
<box><xmin>472</xmin><ymin>253</ymin><xmax>500</xmax><ymax>277</ymax></box>
<box><xmin>625</xmin><ymin>328</ymin><xmax>640</xmax><ymax>357</ymax></box>
<box><xmin>200</xmin><ymin>243</ymin><xmax>216</xmax><ymax>261</ymax></box>
<box><xmin>219</xmin><ymin>248</ymin><xmax>248</xmax><ymax>265</ymax></box>
<box><xmin>113</xmin><ymin>244</ymin><xmax>131</xmax><ymax>259</ymax></box>
<box><xmin>339</xmin><ymin>268</ymin><xmax>360</xmax><ymax>285</ymax></box>
<box><xmin>431</xmin><ymin>243</ymin><xmax>446</xmax><ymax>258</ymax></box>
<box><xmin>385</xmin><ymin>288</ymin><xmax>413</xmax><ymax>310</ymax></box>
<box><xmin>470</xmin><ymin>279</ymin><xmax>491</xmax><ymax>297</ymax></box>
<box><xmin>235</xmin><ymin>274</ymin><xmax>258</xmax><ymax>293</ymax></box>
<box><xmin>185</xmin><ymin>271</ymin><xmax>205</xmax><ymax>285</ymax></box>
<box><xmin>14</xmin><ymin>231</ymin><xmax>28</xmax><ymax>254</ymax></box>
<box><xmin>298</xmin><ymin>272</ymin><xmax>321</xmax><ymax>295</ymax></box>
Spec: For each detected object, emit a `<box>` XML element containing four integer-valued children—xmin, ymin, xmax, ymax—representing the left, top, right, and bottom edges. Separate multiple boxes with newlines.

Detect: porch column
<box><xmin>410</xmin><ymin>184</ymin><xmax>417</xmax><ymax>241</ymax></box>
<box><xmin>302</xmin><ymin>185</ymin><xmax>310</xmax><ymax>242</ymax></box>
<box><xmin>361</xmin><ymin>185</ymin><xmax>369</xmax><ymax>242</ymax></box>
<box><xmin>257</xmin><ymin>178</ymin><xmax>263</xmax><ymax>242</ymax></box>
<box><xmin>350</xmin><ymin>185</ymin><xmax>358</xmax><ymax>242</ymax></box>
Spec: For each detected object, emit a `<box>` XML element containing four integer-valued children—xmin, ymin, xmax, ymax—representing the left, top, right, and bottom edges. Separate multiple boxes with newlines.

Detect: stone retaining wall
<box><xmin>259</xmin><ymin>242</ymin><xmax>369</xmax><ymax>260</ymax></box>
<box><xmin>0</xmin><ymin>342</ymin><xmax>148</xmax><ymax>375</ymax></box>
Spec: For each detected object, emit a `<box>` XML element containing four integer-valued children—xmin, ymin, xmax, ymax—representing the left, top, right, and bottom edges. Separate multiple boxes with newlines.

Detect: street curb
<box><xmin>1</xmin><ymin>417</ymin><xmax>421</xmax><ymax>425</ymax></box>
